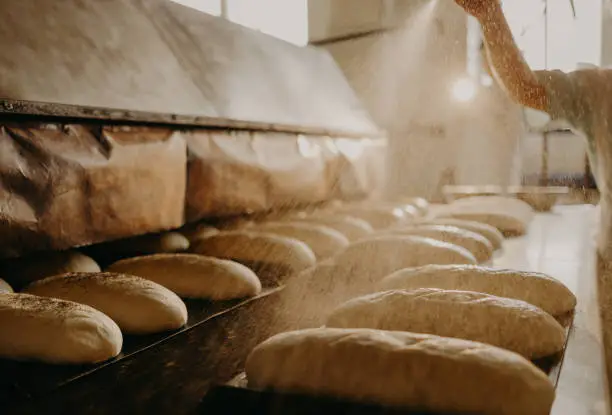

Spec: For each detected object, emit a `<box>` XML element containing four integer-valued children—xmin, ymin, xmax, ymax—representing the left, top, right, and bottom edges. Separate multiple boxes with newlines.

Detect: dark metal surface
<box><xmin>200</xmin><ymin>386</ymin><xmax>450</xmax><ymax>415</ymax></box>
<box><xmin>0</xmin><ymin>100</ymin><xmax>386</xmax><ymax>140</ymax></box>
<box><xmin>0</xmin><ymin>0</ymin><xmax>380</xmax><ymax>137</ymax></box>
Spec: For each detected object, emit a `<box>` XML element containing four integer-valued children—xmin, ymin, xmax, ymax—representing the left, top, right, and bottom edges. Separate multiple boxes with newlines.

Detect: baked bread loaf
<box><xmin>252</xmin><ymin>222</ymin><xmax>349</xmax><ymax>260</ymax></box>
<box><xmin>0</xmin><ymin>278</ymin><xmax>13</xmax><ymax>293</ymax></box>
<box><xmin>216</xmin><ymin>218</ymin><xmax>255</xmax><ymax>230</ymax></box>
<box><xmin>333</xmin><ymin>236</ymin><xmax>477</xmax><ymax>282</ymax></box>
<box><xmin>400</xmin><ymin>197</ymin><xmax>429</xmax><ymax>216</ymax></box>
<box><xmin>437</xmin><ymin>197</ymin><xmax>534</xmax><ymax>236</ymax></box>
<box><xmin>121</xmin><ymin>232</ymin><xmax>190</xmax><ymax>254</ymax></box>
<box><xmin>386</xmin><ymin>225</ymin><xmax>494</xmax><ymax>263</ymax></box>
<box><xmin>275</xmin><ymin>264</ymin><xmax>367</xmax><ymax>331</ymax></box>
<box><xmin>246</xmin><ymin>328</ymin><xmax>554</xmax><ymax>415</ymax></box>
<box><xmin>452</xmin><ymin>196</ymin><xmax>534</xmax><ymax>216</ymax></box>
<box><xmin>353</xmin><ymin>201</ymin><xmax>420</xmax><ymax>218</ymax></box>
<box><xmin>290</xmin><ymin>214</ymin><xmax>373</xmax><ymax>241</ymax></box>
<box><xmin>330</xmin><ymin>207</ymin><xmax>410</xmax><ymax>229</ymax></box>
<box><xmin>190</xmin><ymin>231</ymin><xmax>316</xmax><ymax>278</ymax></box>
<box><xmin>438</xmin><ymin>210</ymin><xmax>528</xmax><ymax>236</ymax></box>
<box><xmin>380</xmin><ymin>264</ymin><xmax>576</xmax><ymax>316</ymax></box>
<box><xmin>0</xmin><ymin>293</ymin><xmax>122</xmax><ymax>364</ymax></box>
<box><xmin>326</xmin><ymin>288</ymin><xmax>566</xmax><ymax>359</ymax></box>
<box><xmin>107</xmin><ymin>254</ymin><xmax>261</xmax><ymax>300</ymax></box>
<box><xmin>24</xmin><ymin>272</ymin><xmax>188</xmax><ymax>334</ymax></box>
<box><xmin>0</xmin><ymin>251</ymin><xmax>100</xmax><ymax>289</ymax></box>
<box><xmin>418</xmin><ymin>218</ymin><xmax>504</xmax><ymax>250</ymax></box>
<box><xmin>180</xmin><ymin>224</ymin><xmax>219</xmax><ymax>242</ymax></box>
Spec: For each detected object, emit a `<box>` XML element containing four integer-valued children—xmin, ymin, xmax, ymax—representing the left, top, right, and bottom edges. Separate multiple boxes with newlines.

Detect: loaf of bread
<box><xmin>0</xmin><ymin>251</ymin><xmax>101</xmax><ymax>289</ymax></box>
<box><xmin>418</xmin><ymin>218</ymin><xmax>504</xmax><ymax>250</ymax></box>
<box><xmin>0</xmin><ymin>293</ymin><xmax>122</xmax><ymax>364</ymax></box>
<box><xmin>107</xmin><ymin>254</ymin><xmax>261</xmax><ymax>300</ymax></box>
<box><xmin>333</xmin><ymin>236</ymin><xmax>477</xmax><ymax>282</ymax></box>
<box><xmin>190</xmin><ymin>231</ymin><xmax>316</xmax><ymax>277</ymax></box>
<box><xmin>380</xmin><ymin>264</ymin><xmax>576</xmax><ymax>316</ymax></box>
<box><xmin>290</xmin><ymin>214</ymin><xmax>374</xmax><ymax>241</ymax></box>
<box><xmin>401</xmin><ymin>197</ymin><xmax>429</xmax><ymax>216</ymax></box>
<box><xmin>453</xmin><ymin>196</ymin><xmax>534</xmax><ymax>216</ymax></box>
<box><xmin>275</xmin><ymin>264</ymin><xmax>369</xmax><ymax>331</ymax></box>
<box><xmin>216</xmin><ymin>218</ymin><xmax>255</xmax><ymax>230</ymax></box>
<box><xmin>180</xmin><ymin>224</ymin><xmax>219</xmax><ymax>242</ymax></box>
<box><xmin>0</xmin><ymin>278</ymin><xmax>13</xmax><ymax>293</ymax></box>
<box><xmin>352</xmin><ymin>201</ymin><xmax>420</xmax><ymax>218</ymax></box>
<box><xmin>246</xmin><ymin>328</ymin><xmax>555</xmax><ymax>415</ymax></box>
<box><xmin>386</xmin><ymin>225</ymin><xmax>494</xmax><ymax>263</ymax></box>
<box><xmin>436</xmin><ymin>208</ymin><xmax>529</xmax><ymax>236</ymax></box>
<box><xmin>438</xmin><ymin>196</ymin><xmax>534</xmax><ymax>236</ymax></box>
<box><xmin>24</xmin><ymin>272</ymin><xmax>188</xmax><ymax>334</ymax></box>
<box><xmin>330</xmin><ymin>207</ymin><xmax>410</xmax><ymax>229</ymax></box>
<box><xmin>252</xmin><ymin>222</ymin><xmax>349</xmax><ymax>260</ymax></box>
<box><xmin>326</xmin><ymin>288</ymin><xmax>565</xmax><ymax>359</ymax></box>
<box><xmin>118</xmin><ymin>232</ymin><xmax>190</xmax><ymax>254</ymax></box>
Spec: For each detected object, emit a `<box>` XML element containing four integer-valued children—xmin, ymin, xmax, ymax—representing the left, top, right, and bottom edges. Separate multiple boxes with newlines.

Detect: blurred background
<box><xmin>171</xmin><ymin>0</ymin><xmax>606</xmax><ymax>201</ymax></box>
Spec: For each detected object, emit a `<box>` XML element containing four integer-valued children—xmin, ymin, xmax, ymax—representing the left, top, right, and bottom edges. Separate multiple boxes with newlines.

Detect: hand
<box><xmin>454</xmin><ymin>0</ymin><xmax>501</xmax><ymax>21</ymax></box>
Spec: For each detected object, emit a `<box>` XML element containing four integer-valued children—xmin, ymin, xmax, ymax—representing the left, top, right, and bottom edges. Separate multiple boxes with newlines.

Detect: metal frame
<box><xmin>0</xmin><ymin>99</ymin><xmax>386</xmax><ymax>139</ymax></box>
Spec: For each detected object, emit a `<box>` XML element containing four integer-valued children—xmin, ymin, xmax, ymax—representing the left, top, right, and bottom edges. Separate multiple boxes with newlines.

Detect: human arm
<box><xmin>455</xmin><ymin>0</ymin><xmax>548</xmax><ymax>111</ymax></box>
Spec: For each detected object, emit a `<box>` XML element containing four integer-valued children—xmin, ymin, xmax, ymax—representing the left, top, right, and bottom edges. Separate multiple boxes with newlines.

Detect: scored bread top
<box><xmin>190</xmin><ymin>231</ymin><xmax>316</xmax><ymax>273</ymax></box>
<box><xmin>379</xmin><ymin>264</ymin><xmax>576</xmax><ymax>316</ymax></box>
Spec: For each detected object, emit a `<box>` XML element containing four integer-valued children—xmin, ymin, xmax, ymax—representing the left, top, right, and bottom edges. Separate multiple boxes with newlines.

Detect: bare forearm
<box><xmin>479</xmin><ymin>5</ymin><xmax>547</xmax><ymax>111</ymax></box>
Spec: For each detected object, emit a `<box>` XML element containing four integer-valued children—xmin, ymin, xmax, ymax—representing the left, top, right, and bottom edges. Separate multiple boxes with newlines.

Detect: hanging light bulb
<box><xmin>451</xmin><ymin>77</ymin><xmax>477</xmax><ymax>102</ymax></box>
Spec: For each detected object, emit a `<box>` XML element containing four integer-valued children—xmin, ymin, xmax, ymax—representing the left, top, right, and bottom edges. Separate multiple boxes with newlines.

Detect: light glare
<box><xmin>452</xmin><ymin>78</ymin><xmax>477</xmax><ymax>102</ymax></box>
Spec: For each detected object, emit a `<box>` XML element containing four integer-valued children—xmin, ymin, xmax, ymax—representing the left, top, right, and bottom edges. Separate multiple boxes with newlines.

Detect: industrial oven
<box><xmin>0</xmin><ymin>0</ymin><xmax>389</xmax><ymax>413</ymax></box>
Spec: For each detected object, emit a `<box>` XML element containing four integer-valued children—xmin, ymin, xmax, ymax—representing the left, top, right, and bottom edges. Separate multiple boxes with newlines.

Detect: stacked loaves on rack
<box><xmin>0</xmin><ymin>195</ymin><xmax>575</xmax><ymax>414</ymax></box>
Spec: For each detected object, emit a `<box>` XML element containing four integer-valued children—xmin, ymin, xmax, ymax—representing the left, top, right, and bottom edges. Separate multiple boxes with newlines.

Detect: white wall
<box><xmin>502</xmin><ymin>0</ymin><xmax>602</xmax><ymax>70</ymax></box>
<box><xmin>170</xmin><ymin>0</ymin><xmax>309</xmax><ymax>46</ymax></box>
<box><xmin>320</xmin><ymin>1</ymin><xmax>468</xmax><ymax>200</ymax></box>
<box><xmin>308</xmin><ymin>0</ymin><xmax>387</xmax><ymax>42</ymax></box>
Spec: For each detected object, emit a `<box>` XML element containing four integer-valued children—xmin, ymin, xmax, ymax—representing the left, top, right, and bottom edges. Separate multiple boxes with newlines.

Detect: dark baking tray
<box><xmin>0</xmin><ymin>286</ymin><xmax>283</xmax><ymax>407</ymax></box>
<box><xmin>197</xmin><ymin>312</ymin><xmax>575</xmax><ymax>415</ymax></box>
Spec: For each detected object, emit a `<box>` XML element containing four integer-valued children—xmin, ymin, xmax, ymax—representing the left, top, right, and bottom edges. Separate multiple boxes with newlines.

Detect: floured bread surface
<box><xmin>326</xmin><ymin>288</ymin><xmax>565</xmax><ymax>359</ymax></box>
<box><xmin>190</xmin><ymin>231</ymin><xmax>316</xmax><ymax>275</ymax></box>
<box><xmin>333</xmin><ymin>236</ymin><xmax>477</xmax><ymax>282</ymax></box>
<box><xmin>0</xmin><ymin>293</ymin><xmax>122</xmax><ymax>364</ymax></box>
<box><xmin>386</xmin><ymin>225</ymin><xmax>494</xmax><ymax>263</ymax></box>
<box><xmin>0</xmin><ymin>278</ymin><xmax>13</xmax><ymax>293</ymax></box>
<box><xmin>24</xmin><ymin>272</ymin><xmax>188</xmax><ymax>334</ymax></box>
<box><xmin>252</xmin><ymin>222</ymin><xmax>349</xmax><ymax>259</ymax></box>
<box><xmin>291</xmin><ymin>214</ymin><xmax>373</xmax><ymax>241</ymax></box>
<box><xmin>418</xmin><ymin>218</ymin><xmax>504</xmax><ymax>250</ymax></box>
<box><xmin>107</xmin><ymin>254</ymin><xmax>261</xmax><ymax>300</ymax></box>
<box><xmin>0</xmin><ymin>251</ymin><xmax>100</xmax><ymax>289</ymax></box>
<box><xmin>246</xmin><ymin>328</ymin><xmax>554</xmax><ymax>415</ymax></box>
<box><xmin>380</xmin><ymin>264</ymin><xmax>576</xmax><ymax>316</ymax></box>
